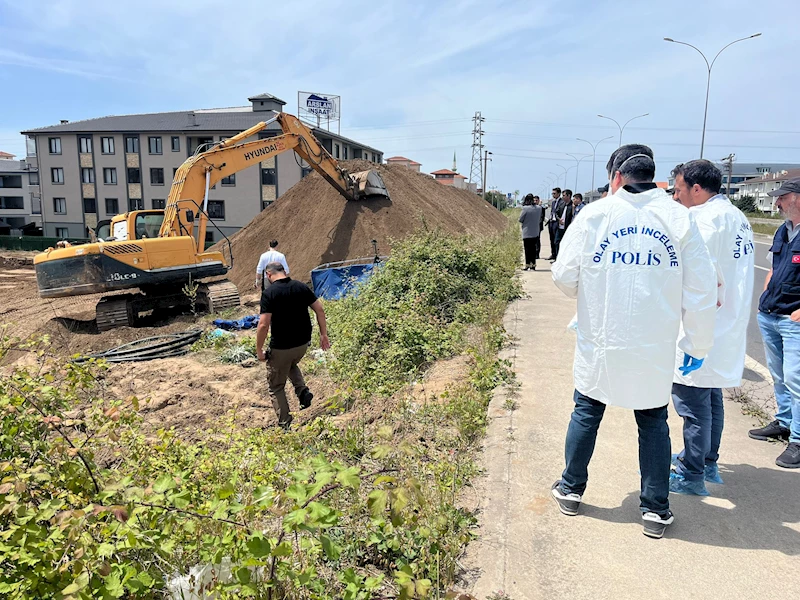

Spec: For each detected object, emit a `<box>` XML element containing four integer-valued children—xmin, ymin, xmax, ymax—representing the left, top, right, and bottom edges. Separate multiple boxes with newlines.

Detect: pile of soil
<box><xmin>215</xmin><ymin>161</ymin><xmax>507</xmax><ymax>289</ymax></box>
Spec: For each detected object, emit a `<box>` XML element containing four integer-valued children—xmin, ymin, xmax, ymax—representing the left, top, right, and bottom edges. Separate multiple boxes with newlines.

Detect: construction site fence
<box><xmin>0</xmin><ymin>235</ymin><xmax>91</xmax><ymax>252</ymax></box>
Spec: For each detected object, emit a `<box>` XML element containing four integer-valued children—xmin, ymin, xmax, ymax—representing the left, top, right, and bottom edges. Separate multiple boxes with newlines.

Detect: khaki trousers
<box><xmin>266</xmin><ymin>343</ymin><xmax>309</xmax><ymax>426</ymax></box>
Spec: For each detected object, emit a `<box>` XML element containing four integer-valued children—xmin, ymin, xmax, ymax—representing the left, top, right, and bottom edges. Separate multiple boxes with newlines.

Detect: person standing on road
<box><xmin>749</xmin><ymin>176</ymin><xmax>800</xmax><ymax>469</ymax></box>
<box><xmin>547</xmin><ymin>187</ymin><xmax>562</xmax><ymax>260</ymax></box>
<box><xmin>534</xmin><ymin>196</ymin><xmax>546</xmax><ymax>233</ymax></box>
<box><xmin>256</xmin><ymin>240</ymin><xmax>290</xmax><ymax>290</ymax></box>
<box><xmin>256</xmin><ymin>262</ymin><xmax>331</xmax><ymax>430</ymax></box>
<box><xmin>550</xmin><ymin>144</ymin><xmax>717</xmax><ymax>538</ymax></box>
<box><xmin>519</xmin><ymin>193</ymin><xmax>544</xmax><ymax>270</ymax></box>
<box><xmin>553</xmin><ymin>189</ymin><xmax>574</xmax><ymax>259</ymax></box>
<box><xmin>670</xmin><ymin>160</ymin><xmax>755</xmax><ymax>494</ymax></box>
<box><xmin>572</xmin><ymin>193</ymin><xmax>586</xmax><ymax>217</ymax></box>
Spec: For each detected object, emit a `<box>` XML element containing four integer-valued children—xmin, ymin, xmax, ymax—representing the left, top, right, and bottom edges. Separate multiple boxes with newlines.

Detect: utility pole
<box><xmin>721</xmin><ymin>153</ymin><xmax>735</xmax><ymax>198</ymax></box>
<box><xmin>483</xmin><ymin>150</ymin><xmax>492</xmax><ymax>204</ymax></box>
<box><xmin>469</xmin><ymin>112</ymin><xmax>485</xmax><ymax>190</ymax></box>
<box><xmin>578</xmin><ymin>136</ymin><xmax>614</xmax><ymax>201</ymax></box>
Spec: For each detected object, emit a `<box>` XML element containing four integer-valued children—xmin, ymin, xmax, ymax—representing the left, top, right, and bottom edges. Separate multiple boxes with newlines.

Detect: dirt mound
<box><xmin>215</xmin><ymin>161</ymin><xmax>507</xmax><ymax>289</ymax></box>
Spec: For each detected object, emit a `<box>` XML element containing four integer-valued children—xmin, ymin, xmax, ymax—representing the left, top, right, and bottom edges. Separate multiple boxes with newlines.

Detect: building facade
<box><xmin>0</xmin><ymin>157</ymin><xmax>41</xmax><ymax>235</ymax></box>
<box><xmin>385</xmin><ymin>156</ymin><xmax>422</xmax><ymax>172</ymax></box>
<box><xmin>735</xmin><ymin>168</ymin><xmax>800</xmax><ymax>213</ymax></box>
<box><xmin>667</xmin><ymin>162</ymin><xmax>800</xmax><ymax>198</ymax></box>
<box><xmin>22</xmin><ymin>93</ymin><xmax>382</xmax><ymax>240</ymax></box>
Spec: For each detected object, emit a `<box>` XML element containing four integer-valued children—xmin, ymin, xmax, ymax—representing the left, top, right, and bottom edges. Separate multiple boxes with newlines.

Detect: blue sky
<box><xmin>1</xmin><ymin>0</ymin><xmax>797</xmax><ymax>196</ymax></box>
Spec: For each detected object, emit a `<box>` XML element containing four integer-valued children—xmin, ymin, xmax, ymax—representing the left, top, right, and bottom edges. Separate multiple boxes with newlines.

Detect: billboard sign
<box><xmin>299</xmin><ymin>92</ymin><xmax>340</xmax><ymax>120</ymax></box>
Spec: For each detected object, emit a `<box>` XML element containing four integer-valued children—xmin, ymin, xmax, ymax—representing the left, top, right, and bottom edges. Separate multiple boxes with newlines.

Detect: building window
<box><xmin>105</xmin><ymin>198</ymin><xmax>119</xmax><ymax>214</ymax></box>
<box><xmin>207</xmin><ymin>200</ymin><xmax>225</xmax><ymax>220</ymax></box>
<box><xmin>221</xmin><ymin>174</ymin><xmax>236</xmax><ymax>186</ymax></box>
<box><xmin>101</xmin><ymin>136</ymin><xmax>115</xmax><ymax>154</ymax></box>
<box><xmin>32</xmin><ymin>198</ymin><xmax>42</xmax><ymax>214</ymax></box>
<box><xmin>261</xmin><ymin>200</ymin><xmax>273</xmax><ymax>211</ymax></box>
<box><xmin>150</xmin><ymin>168</ymin><xmax>165</xmax><ymax>185</ymax></box>
<box><xmin>127</xmin><ymin>168</ymin><xmax>141</xmax><ymax>184</ymax></box>
<box><xmin>55</xmin><ymin>227</ymin><xmax>69</xmax><ymax>239</ymax></box>
<box><xmin>48</xmin><ymin>137</ymin><xmax>61</xmax><ymax>154</ymax></box>
<box><xmin>148</xmin><ymin>136</ymin><xmax>162</xmax><ymax>154</ymax></box>
<box><xmin>29</xmin><ymin>171</ymin><xmax>39</xmax><ymax>185</ymax></box>
<box><xmin>344</xmin><ymin>146</ymin><xmax>348</xmax><ymax>160</ymax></box>
<box><xmin>103</xmin><ymin>168</ymin><xmax>117</xmax><ymax>185</ymax></box>
<box><xmin>173</xmin><ymin>167</ymin><xmax>179</xmax><ymax>178</ymax></box>
<box><xmin>152</xmin><ymin>198</ymin><xmax>166</xmax><ymax>209</ymax></box>
<box><xmin>83</xmin><ymin>198</ymin><xmax>97</xmax><ymax>214</ymax></box>
<box><xmin>26</xmin><ymin>136</ymin><xmax>37</xmax><ymax>157</ymax></box>
<box><xmin>205</xmin><ymin>231</ymin><xmax>214</xmax><ymax>243</ymax></box>
<box><xmin>81</xmin><ymin>168</ymin><xmax>95</xmax><ymax>184</ymax></box>
<box><xmin>301</xmin><ymin>166</ymin><xmax>312</xmax><ymax>178</ymax></box>
<box><xmin>261</xmin><ymin>168</ymin><xmax>276</xmax><ymax>185</ymax></box>
<box><xmin>125</xmin><ymin>136</ymin><xmax>139</xmax><ymax>154</ymax></box>
<box><xmin>129</xmin><ymin>198</ymin><xmax>144</xmax><ymax>211</ymax></box>
<box><xmin>0</xmin><ymin>197</ymin><xmax>24</xmax><ymax>209</ymax></box>
<box><xmin>79</xmin><ymin>136</ymin><xmax>93</xmax><ymax>154</ymax></box>
<box><xmin>171</xmin><ymin>136</ymin><xmax>180</xmax><ymax>152</ymax></box>
<box><xmin>51</xmin><ymin>168</ymin><xmax>64</xmax><ymax>184</ymax></box>
<box><xmin>334</xmin><ymin>143</ymin><xmax>340</xmax><ymax>159</ymax></box>
<box><xmin>53</xmin><ymin>197</ymin><xmax>67</xmax><ymax>214</ymax></box>
<box><xmin>0</xmin><ymin>174</ymin><xmax>22</xmax><ymax>188</ymax></box>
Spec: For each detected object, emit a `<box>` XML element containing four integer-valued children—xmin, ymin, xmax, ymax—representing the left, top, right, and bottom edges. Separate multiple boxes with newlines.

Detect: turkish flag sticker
<box><xmin>793</xmin><ymin>255</ymin><xmax>800</xmax><ymax>264</ymax></box>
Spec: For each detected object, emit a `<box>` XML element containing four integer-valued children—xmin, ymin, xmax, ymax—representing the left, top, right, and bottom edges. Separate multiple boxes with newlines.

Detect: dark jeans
<box><xmin>548</xmin><ymin>221</ymin><xmax>558</xmax><ymax>257</ymax></box>
<box><xmin>561</xmin><ymin>390</ymin><xmax>671</xmax><ymax>515</ymax></box>
<box><xmin>672</xmin><ymin>383</ymin><xmax>723</xmax><ymax>481</ymax></box>
<box><xmin>522</xmin><ymin>236</ymin><xmax>540</xmax><ymax>264</ymax></box>
<box><xmin>553</xmin><ymin>227</ymin><xmax>567</xmax><ymax>258</ymax></box>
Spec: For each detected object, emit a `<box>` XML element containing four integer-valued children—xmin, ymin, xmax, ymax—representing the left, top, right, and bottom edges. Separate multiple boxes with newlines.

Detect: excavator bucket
<box><xmin>349</xmin><ymin>170</ymin><xmax>390</xmax><ymax>199</ymax></box>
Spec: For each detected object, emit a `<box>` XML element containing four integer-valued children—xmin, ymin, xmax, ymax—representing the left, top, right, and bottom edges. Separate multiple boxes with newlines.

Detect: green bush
<box><xmin>325</xmin><ymin>228</ymin><xmax>520</xmax><ymax>395</ymax></box>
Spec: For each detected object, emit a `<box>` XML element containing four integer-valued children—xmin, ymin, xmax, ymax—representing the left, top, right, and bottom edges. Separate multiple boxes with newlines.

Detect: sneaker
<box><xmin>531</xmin><ymin>262</ymin><xmax>536</xmax><ymax>270</ymax></box>
<box><xmin>775</xmin><ymin>442</ymin><xmax>800</xmax><ymax>469</ymax></box>
<box><xmin>669</xmin><ymin>471</ymin><xmax>709</xmax><ymax>496</ymax></box>
<box><xmin>551</xmin><ymin>480</ymin><xmax>582</xmax><ymax>516</ymax></box>
<box><xmin>523</xmin><ymin>264</ymin><xmax>530</xmax><ymax>271</ymax></box>
<box><xmin>299</xmin><ymin>389</ymin><xmax>314</xmax><ymax>410</ymax></box>
<box><xmin>642</xmin><ymin>510</ymin><xmax>674</xmax><ymax>539</ymax></box>
<box><xmin>748</xmin><ymin>420</ymin><xmax>790</xmax><ymax>441</ymax></box>
<box><xmin>704</xmin><ymin>463</ymin><xmax>724</xmax><ymax>484</ymax></box>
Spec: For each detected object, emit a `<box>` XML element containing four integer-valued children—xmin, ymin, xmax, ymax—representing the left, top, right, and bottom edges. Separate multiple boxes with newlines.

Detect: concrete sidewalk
<box><xmin>462</xmin><ymin>251</ymin><xmax>799</xmax><ymax>600</ymax></box>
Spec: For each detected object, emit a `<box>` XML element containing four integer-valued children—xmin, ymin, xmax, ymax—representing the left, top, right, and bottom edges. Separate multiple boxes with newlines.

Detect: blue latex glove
<box><xmin>679</xmin><ymin>353</ymin><xmax>704</xmax><ymax>376</ymax></box>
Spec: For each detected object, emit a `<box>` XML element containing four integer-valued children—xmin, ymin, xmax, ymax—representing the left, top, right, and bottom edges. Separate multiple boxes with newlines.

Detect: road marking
<box><xmin>755</xmin><ymin>265</ymin><xmax>769</xmax><ymax>272</ymax></box>
<box><xmin>744</xmin><ymin>354</ymin><xmax>773</xmax><ymax>384</ymax></box>
<box><xmin>754</xmin><ymin>239</ymin><xmax>771</xmax><ymax>247</ymax></box>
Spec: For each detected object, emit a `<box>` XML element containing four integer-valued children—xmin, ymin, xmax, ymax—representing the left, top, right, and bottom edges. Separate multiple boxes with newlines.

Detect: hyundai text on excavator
<box><xmin>33</xmin><ymin>113</ymin><xmax>389</xmax><ymax>330</ymax></box>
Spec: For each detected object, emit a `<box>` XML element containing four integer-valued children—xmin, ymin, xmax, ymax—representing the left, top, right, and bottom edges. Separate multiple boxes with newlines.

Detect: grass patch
<box><xmin>750</xmin><ymin>222</ymin><xmax>779</xmax><ymax>237</ymax></box>
<box><xmin>0</xmin><ymin>223</ymin><xmax>521</xmax><ymax>599</ymax></box>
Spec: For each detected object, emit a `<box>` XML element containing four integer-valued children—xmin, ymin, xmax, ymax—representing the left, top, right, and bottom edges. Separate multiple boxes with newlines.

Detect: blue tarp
<box><xmin>311</xmin><ymin>262</ymin><xmax>379</xmax><ymax>300</ymax></box>
<box><xmin>212</xmin><ymin>315</ymin><xmax>259</xmax><ymax>330</ymax></box>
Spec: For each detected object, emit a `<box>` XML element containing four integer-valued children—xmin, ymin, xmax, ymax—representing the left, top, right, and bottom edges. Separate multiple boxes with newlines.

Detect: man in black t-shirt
<box><xmin>256</xmin><ymin>262</ymin><xmax>330</xmax><ymax>429</ymax></box>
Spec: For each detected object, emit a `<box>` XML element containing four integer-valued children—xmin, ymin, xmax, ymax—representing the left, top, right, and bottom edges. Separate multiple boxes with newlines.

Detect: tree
<box><xmin>484</xmin><ymin>191</ymin><xmax>508</xmax><ymax>211</ymax></box>
<box><xmin>733</xmin><ymin>195</ymin><xmax>756</xmax><ymax>213</ymax></box>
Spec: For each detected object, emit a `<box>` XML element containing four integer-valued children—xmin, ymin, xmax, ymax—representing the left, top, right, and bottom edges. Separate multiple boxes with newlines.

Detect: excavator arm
<box><xmin>158</xmin><ymin>113</ymin><xmax>388</xmax><ymax>253</ymax></box>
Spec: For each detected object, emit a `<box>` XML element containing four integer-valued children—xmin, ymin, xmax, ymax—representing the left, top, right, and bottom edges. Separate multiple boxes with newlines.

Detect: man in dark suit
<box><xmin>547</xmin><ymin>187</ymin><xmax>563</xmax><ymax>260</ymax></box>
<box><xmin>553</xmin><ymin>189</ymin><xmax>574</xmax><ymax>259</ymax></box>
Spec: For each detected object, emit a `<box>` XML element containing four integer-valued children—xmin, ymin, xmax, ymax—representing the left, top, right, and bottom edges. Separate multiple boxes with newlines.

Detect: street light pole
<box><xmin>597</xmin><ymin>113</ymin><xmax>649</xmax><ymax>147</ymax></box>
<box><xmin>664</xmin><ymin>33</ymin><xmax>761</xmax><ymax>159</ymax></box>
<box><xmin>556</xmin><ymin>164</ymin><xmax>575</xmax><ymax>190</ymax></box>
<box><xmin>577</xmin><ymin>136</ymin><xmax>614</xmax><ymax>200</ymax></box>
<box><xmin>566</xmin><ymin>153</ymin><xmax>590</xmax><ymax>193</ymax></box>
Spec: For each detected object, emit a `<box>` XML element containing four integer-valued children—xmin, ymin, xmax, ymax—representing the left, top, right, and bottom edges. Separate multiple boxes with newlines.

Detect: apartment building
<box><xmin>385</xmin><ymin>156</ymin><xmax>422</xmax><ymax>172</ymax></box>
<box><xmin>0</xmin><ymin>157</ymin><xmax>41</xmax><ymax>235</ymax></box>
<box><xmin>735</xmin><ymin>168</ymin><xmax>800</xmax><ymax>213</ymax></box>
<box><xmin>22</xmin><ymin>93</ymin><xmax>383</xmax><ymax>240</ymax></box>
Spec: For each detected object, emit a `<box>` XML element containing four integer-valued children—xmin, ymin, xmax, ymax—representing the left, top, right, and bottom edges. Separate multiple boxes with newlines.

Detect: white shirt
<box><xmin>256</xmin><ymin>249</ymin><xmax>290</xmax><ymax>276</ymax></box>
<box><xmin>552</xmin><ymin>185</ymin><xmax>717</xmax><ymax>410</ymax></box>
<box><xmin>674</xmin><ymin>195</ymin><xmax>754</xmax><ymax>388</ymax></box>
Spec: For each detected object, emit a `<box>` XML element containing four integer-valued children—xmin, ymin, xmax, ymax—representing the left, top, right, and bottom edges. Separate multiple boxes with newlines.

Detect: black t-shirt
<box><xmin>259</xmin><ymin>278</ymin><xmax>318</xmax><ymax>349</ymax></box>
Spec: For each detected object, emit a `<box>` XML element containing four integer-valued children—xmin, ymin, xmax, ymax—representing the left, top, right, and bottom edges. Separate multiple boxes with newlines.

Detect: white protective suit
<box><xmin>673</xmin><ymin>195</ymin><xmax>755</xmax><ymax>388</ymax></box>
<box><xmin>552</xmin><ymin>185</ymin><xmax>717</xmax><ymax>409</ymax></box>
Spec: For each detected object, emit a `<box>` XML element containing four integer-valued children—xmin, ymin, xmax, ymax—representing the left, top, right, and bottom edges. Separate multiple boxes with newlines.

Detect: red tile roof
<box><xmin>387</xmin><ymin>156</ymin><xmax>410</xmax><ymax>161</ymax></box>
<box><xmin>0</xmin><ymin>151</ymin><xmax>15</xmax><ymax>159</ymax></box>
<box><xmin>431</xmin><ymin>169</ymin><xmax>456</xmax><ymax>175</ymax></box>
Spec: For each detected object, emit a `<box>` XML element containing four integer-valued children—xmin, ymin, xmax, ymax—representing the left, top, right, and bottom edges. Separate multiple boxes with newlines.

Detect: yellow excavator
<box><xmin>34</xmin><ymin>113</ymin><xmax>389</xmax><ymax>330</ymax></box>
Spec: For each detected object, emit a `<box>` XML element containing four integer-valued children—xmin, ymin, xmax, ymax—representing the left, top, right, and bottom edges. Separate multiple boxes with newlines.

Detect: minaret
<box><xmin>452</xmin><ymin>151</ymin><xmax>457</xmax><ymax>172</ymax></box>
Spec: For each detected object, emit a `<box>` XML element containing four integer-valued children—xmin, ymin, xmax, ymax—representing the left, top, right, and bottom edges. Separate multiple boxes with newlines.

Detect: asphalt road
<box><xmin>746</xmin><ymin>235</ymin><xmax>772</xmax><ymax>367</ymax></box>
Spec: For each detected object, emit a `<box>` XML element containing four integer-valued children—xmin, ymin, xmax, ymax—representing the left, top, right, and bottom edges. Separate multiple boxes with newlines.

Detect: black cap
<box><xmin>767</xmin><ymin>177</ymin><xmax>800</xmax><ymax>197</ymax></box>
<box><xmin>598</xmin><ymin>183</ymin><xmax>609</xmax><ymax>193</ymax></box>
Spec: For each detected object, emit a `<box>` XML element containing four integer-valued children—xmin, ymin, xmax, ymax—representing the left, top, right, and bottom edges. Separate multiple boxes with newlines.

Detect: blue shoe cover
<box><xmin>704</xmin><ymin>463</ymin><xmax>724</xmax><ymax>485</ymax></box>
<box><xmin>669</xmin><ymin>472</ymin><xmax>710</xmax><ymax>496</ymax></box>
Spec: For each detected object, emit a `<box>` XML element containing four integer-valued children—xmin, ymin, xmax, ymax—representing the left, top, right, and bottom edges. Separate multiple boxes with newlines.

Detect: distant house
<box><xmin>386</xmin><ymin>156</ymin><xmax>421</xmax><ymax>172</ymax></box>
<box><xmin>0</xmin><ymin>151</ymin><xmax>16</xmax><ymax>160</ymax></box>
<box><xmin>735</xmin><ymin>168</ymin><xmax>800</xmax><ymax>213</ymax></box>
<box><xmin>430</xmin><ymin>169</ymin><xmax>477</xmax><ymax>193</ymax></box>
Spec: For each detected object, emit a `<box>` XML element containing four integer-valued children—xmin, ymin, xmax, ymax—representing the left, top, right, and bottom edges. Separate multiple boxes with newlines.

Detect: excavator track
<box><xmin>199</xmin><ymin>281</ymin><xmax>240</xmax><ymax>313</ymax></box>
<box><xmin>96</xmin><ymin>296</ymin><xmax>133</xmax><ymax>332</ymax></box>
